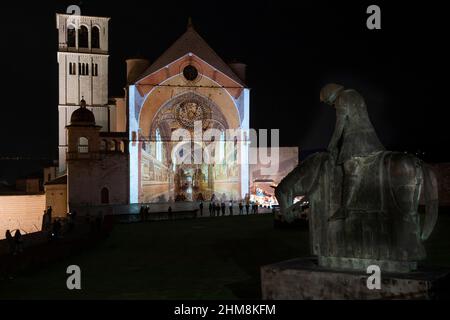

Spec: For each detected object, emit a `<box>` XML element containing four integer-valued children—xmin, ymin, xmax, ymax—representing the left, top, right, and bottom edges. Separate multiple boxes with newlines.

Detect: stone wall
<box><xmin>45</xmin><ymin>184</ymin><xmax>68</xmax><ymax>218</ymax></box>
<box><xmin>68</xmin><ymin>153</ymin><xmax>129</xmax><ymax>208</ymax></box>
<box><xmin>0</xmin><ymin>194</ymin><xmax>45</xmax><ymax>240</ymax></box>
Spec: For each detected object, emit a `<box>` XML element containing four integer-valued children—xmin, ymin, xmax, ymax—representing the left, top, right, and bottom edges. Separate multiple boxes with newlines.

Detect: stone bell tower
<box><xmin>56</xmin><ymin>13</ymin><xmax>110</xmax><ymax>174</ymax></box>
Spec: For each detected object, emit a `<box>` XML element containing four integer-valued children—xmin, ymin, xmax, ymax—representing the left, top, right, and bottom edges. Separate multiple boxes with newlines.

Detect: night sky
<box><xmin>1</xmin><ymin>0</ymin><xmax>448</xmax><ymax>180</ymax></box>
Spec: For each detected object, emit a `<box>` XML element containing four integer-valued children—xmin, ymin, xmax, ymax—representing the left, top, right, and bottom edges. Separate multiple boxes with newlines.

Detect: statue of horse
<box><xmin>275</xmin><ymin>151</ymin><xmax>439</xmax><ymax>272</ymax></box>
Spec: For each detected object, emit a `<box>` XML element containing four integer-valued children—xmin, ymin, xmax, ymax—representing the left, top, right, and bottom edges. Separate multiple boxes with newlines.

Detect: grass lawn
<box><xmin>0</xmin><ymin>213</ymin><xmax>449</xmax><ymax>299</ymax></box>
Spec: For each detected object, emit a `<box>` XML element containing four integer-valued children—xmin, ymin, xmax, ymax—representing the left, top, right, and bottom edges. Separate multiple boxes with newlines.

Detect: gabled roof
<box><xmin>136</xmin><ymin>24</ymin><xmax>245</xmax><ymax>86</ymax></box>
<box><xmin>45</xmin><ymin>175</ymin><xmax>67</xmax><ymax>186</ymax></box>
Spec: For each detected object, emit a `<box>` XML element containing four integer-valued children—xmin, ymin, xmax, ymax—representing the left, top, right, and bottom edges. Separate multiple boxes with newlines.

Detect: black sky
<box><xmin>0</xmin><ymin>0</ymin><xmax>449</xmax><ymax>169</ymax></box>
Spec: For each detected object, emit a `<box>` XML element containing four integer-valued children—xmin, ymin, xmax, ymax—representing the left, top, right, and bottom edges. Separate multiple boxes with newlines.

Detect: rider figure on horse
<box><xmin>320</xmin><ymin>83</ymin><xmax>385</xmax><ymax>220</ymax></box>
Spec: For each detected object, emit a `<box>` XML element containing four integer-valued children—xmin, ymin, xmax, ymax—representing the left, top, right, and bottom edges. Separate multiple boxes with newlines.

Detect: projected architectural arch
<box><xmin>137</xmin><ymin>90</ymin><xmax>243</xmax><ymax>203</ymax></box>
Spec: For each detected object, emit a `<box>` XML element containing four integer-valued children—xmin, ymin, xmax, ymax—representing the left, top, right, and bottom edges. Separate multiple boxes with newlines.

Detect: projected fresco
<box><xmin>136</xmin><ymin>92</ymin><xmax>245</xmax><ymax>203</ymax></box>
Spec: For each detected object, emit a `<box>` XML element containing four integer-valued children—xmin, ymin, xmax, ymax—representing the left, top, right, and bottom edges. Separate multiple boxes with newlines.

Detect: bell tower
<box><xmin>56</xmin><ymin>13</ymin><xmax>110</xmax><ymax>174</ymax></box>
<box><xmin>66</xmin><ymin>99</ymin><xmax>102</xmax><ymax>207</ymax></box>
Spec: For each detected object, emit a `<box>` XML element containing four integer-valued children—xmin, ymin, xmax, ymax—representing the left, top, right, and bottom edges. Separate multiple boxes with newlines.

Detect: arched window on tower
<box><xmin>85</xmin><ymin>63</ymin><xmax>89</xmax><ymax>75</ymax></box>
<box><xmin>67</xmin><ymin>26</ymin><xmax>76</xmax><ymax>47</ymax></box>
<box><xmin>78</xmin><ymin>25</ymin><xmax>89</xmax><ymax>48</ymax></box>
<box><xmin>101</xmin><ymin>187</ymin><xmax>109</xmax><ymax>204</ymax></box>
<box><xmin>78</xmin><ymin>137</ymin><xmax>89</xmax><ymax>153</ymax></box>
<box><xmin>156</xmin><ymin>129</ymin><xmax>162</xmax><ymax>162</ymax></box>
<box><xmin>92</xmin><ymin>26</ymin><xmax>100</xmax><ymax>49</ymax></box>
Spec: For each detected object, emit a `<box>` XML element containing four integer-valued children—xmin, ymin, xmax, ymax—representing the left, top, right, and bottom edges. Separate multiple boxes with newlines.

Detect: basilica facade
<box><xmin>52</xmin><ymin>13</ymin><xmax>250</xmax><ymax>212</ymax></box>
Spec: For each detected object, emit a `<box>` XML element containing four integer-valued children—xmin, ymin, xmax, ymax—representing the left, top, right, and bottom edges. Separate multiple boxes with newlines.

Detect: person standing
<box><xmin>139</xmin><ymin>206</ymin><xmax>145</xmax><ymax>221</ymax></box>
<box><xmin>229</xmin><ymin>200</ymin><xmax>233</xmax><ymax>216</ymax></box>
<box><xmin>221</xmin><ymin>202</ymin><xmax>226</xmax><ymax>216</ymax></box>
<box><xmin>239</xmin><ymin>202</ymin><xmax>244</xmax><ymax>215</ymax></box>
<box><xmin>47</xmin><ymin>206</ymin><xmax>53</xmax><ymax>221</ymax></box>
<box><xmin>214</xmin><ymin>202</ymin><xmax>220</xmax><ymax>217</ymax></box>
<box><xmin>216</xmin><ymin>202</ymin><xmax>221</xmax><ymax>216</ymax></box>
<box><xmin>41</xmin><ymin>210</ymin><xmax>48</xmax><ymax>231</ymax></box>
<box><xmin>209</xmin><ymin>202</ymin><xmax>214</xmax><ymax>216</ymax></box>
<box><xmin>43</xmin><ymin>207</ymin><xmax>52</xmax><ymax>231</ymax></box>
<box><xmin>5</xmin><ymin>230</ymin><xmax>16</xmax><ymax>255</ymax></box>
<box><xmin>199</xmin><ymin>201</ymin><xmax>204</xmax><ymax>217</ymax></box>
<box><xmin>245</xmin><ymin>202</ymin><xmax>250</xmax><ymax>215</ymax></box>
<box><xmin>215</xmin><ymin>202</ymin><xmax>220</xmax><ymax>217</ymax></box>
<box><xmin>67</xmin><ymin>210</ymin><xmax>76</xmax><ymax>231</ymax></box>
<box><xmin>168</xmin><ymin>206</ymin><xmax>173</xmax><ymax>220</ymax></box>
<box><xmin>146</xmin><ymin>206</ymin><xmax>150</xmax><ymax>220</ymax></box>
<box><xmin>14</xmin><ymin>230</ymin><xmax>23</xmax><ymax>254</ymax></box>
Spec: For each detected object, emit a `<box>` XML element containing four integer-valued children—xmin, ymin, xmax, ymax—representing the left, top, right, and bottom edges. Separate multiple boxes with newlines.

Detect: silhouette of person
<box><xmin>168</xmin><ymin>206</ymin><xmax>173</xmax><ymax>220</ymax></box>
<box><xmin>145</xmin><ymin>206</ymin><xmax>150</xmax><ymax>221</ymax></box>
<box><xmin>14</xmin><ymin>230</ymin><xmax>23</xmax><ymax>253</ymax></box>
<box><xmin>139</xmin><ymin>206</ymin><xmax>145</xmax><ymax>221</ymax></box>
<box><xmin>229</xmin><ymin>200</ymin><xmax>233</xmax><ymax>216</ymax></box>
<box><xmin>5</xmin><ymin>230</ymin><xmax>16</xmax><ymax>255</ymax></box>
<box><xmin>67</xmin><ymin>211</ymin><xmax>76</xmax><ymax>231</ymax></box>
<box><xmin>215</xmin><ymin>202</ymin><xmax>221</xmax><ymax>217</ymax></box>
<box><xmin>209</xmin><ymin>202</ymin><xmax>213</xmax><ymax>216</ymax></box>
<box><xmin>199</xmin><ymin>201</ymin><xmax>204</xmax><ymax>216</ymax></box>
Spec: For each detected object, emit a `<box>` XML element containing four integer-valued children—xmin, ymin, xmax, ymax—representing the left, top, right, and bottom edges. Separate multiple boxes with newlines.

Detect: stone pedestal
<box><xmin>261</xmin><ymin>258</ymin><xmax>450</xmax><ymax>300</ymax></box>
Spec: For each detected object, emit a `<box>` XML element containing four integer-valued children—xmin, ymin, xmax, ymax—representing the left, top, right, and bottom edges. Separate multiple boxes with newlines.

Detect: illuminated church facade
<box><xmin>54</xmin><ymin>13</ymin><xmax>250</xmax><ymax>211</ymax></box>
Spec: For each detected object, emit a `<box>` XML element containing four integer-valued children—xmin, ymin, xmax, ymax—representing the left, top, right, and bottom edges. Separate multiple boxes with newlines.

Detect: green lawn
<box><xmin>0</xmin><ymin>213</ymin><xmax>449</xmax><ymax>299</ymax></box>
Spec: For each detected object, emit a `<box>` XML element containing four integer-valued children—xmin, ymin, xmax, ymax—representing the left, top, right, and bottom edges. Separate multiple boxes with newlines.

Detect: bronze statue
<box><xmin>276</xmin><ymin>84</ymin><xmax>439</xmax><ymax>273</ymax></box>
<box><xmin>321</xmin><ymin>84</ymin><xmax>385</xmax><ymax>221</ymax></box>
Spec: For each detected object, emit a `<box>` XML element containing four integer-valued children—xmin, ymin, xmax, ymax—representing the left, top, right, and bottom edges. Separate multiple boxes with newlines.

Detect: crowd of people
<box><xmin>200</xmin><ymin>199</ymin><xmax>260</xmax><ymax>217</ymax></box>
<box><xmin>138</xmin><ymin>196</ymin><xmax>263</xmax><ymax>220</ymax></box>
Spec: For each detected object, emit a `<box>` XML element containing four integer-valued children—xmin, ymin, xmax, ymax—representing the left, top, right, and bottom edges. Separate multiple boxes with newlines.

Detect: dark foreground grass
<box><xmin>0</xmin><ymin>213</ymin><xmax>449</xmax><ymax>299</ymax></box>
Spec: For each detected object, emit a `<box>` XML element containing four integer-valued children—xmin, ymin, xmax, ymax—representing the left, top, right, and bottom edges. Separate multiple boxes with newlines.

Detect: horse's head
<box><xmin>277</xmin><ymin>151</ymin><xmax>329</xmax><ymax>222</ymax></box>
